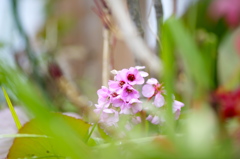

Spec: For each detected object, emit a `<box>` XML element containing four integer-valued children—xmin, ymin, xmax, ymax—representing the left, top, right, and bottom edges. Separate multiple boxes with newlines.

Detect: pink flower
<box><xmin>94</xmin><ymin>66</ymin><xmax>184</xmax><ymax>127</ymax></box>
<box><xmin>142</xmin><ymin>78</ymin><xmax>165</xmax><ymax>107</ymax></box>
<box><xmin>146</xmin><ymin>115</ymin><xmax>160</xmax><ymax>125</ymax></box>
<box><xmin>121</xmin><ymin>85</ymin><xmax>140</xmax><ymax>101</ymax></box>
<box><xmin>173</xmin><ymin>100</ymin><xmax>184</xmax><ymax>120</ymax></box>
<box><xmin>125</xmin><ymin>67</ymin><xmax>145</xmax><ymax>85</ymax></box>
<box><xmin>146</xmin><ymin>115</ymin><xmax>165</xmax><ymax>125</ymax></box>
<box><xmin>114</xmin><ymin>67</ymin><xmax>148</xmax><ymax>86</ymax></box>
<box><xmin>94</xmin><ymin>108</ymin><xmax>119</xmax><ymax>127</ymax></box>
<box><xmin>97</xmin><ymin>86</ymin><xmax>112</xmax><ymax>107</ymax></box>
<box><xmin>120</xmin><ymin>99</ymin><xmax>142</xmax><ymax>114</ymax></box>
<box><xmin>108</xmin><ymin>80</ymin><xmax>126</xmax><ymax>93</ymax></box>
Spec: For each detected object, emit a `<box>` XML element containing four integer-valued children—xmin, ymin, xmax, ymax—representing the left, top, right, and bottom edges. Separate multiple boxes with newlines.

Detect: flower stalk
<box><xmin>102</xmin><ymin>28</ymin><xmax>111</xmax><ymax>86</ymax></box>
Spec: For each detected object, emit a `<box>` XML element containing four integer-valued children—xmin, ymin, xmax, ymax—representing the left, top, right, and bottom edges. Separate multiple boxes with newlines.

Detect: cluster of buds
<box><xmin>94</xmin><ymin>66</ymin><xmax>184</xmax><ymax>127</ymax></box>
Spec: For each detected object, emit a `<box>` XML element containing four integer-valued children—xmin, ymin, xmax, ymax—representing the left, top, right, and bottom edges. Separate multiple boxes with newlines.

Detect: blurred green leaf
<box><xmin>196</xmin><ymin>30</ymin><xmax>218</xmax><ymax>89</ymax></box>
<box><xmin>218</xmin><ymin>29</ymin><xmax>240</xmax><ymax>89</ymax></box>
<box><xmin>160</xmin><ymin>22</ymin><xmax>175</xmax><ymax>136</ymax></box>
<box><xmin>0</xmin><ymin>60</ymin><xmax>93</xmax><ymax>158</ymax></box>
<box><xmin>165</xmin><ymin>18</ymin><xmax>211</xmax><ymax>91</ymax></box>
<box><xmin>8</xmin><ymin>113</ymin><xmax>91</xmax><ymax>159</ymax></box>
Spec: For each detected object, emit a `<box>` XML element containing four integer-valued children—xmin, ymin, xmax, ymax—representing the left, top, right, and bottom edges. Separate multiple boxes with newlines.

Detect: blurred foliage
<box><xmin>0</xmin><ymin>42</ymin><xmax>4</xmax><ymax>48</ymax></box>
<box><xmin>0</xmin><ymin>0</ymin><xmax>240</xmax><ymax>158</ymax></box>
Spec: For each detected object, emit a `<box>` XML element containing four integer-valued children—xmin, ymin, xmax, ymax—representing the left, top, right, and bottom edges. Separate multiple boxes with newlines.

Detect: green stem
<box><xmin>86</xmin><ymin>102</ymin><xmax>108</xmax><ymax>143</ymax></box>
<box><xmin>86</xmin><ymin>123</ymin><xmax>98</xmax><ymax>143</ymax></box>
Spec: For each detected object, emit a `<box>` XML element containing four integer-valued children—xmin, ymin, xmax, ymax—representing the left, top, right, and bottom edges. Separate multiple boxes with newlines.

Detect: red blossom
<box><xmin>214</xmin><ymin>87</ymin><xmax>240</xmax><ymax>120</ymax></box>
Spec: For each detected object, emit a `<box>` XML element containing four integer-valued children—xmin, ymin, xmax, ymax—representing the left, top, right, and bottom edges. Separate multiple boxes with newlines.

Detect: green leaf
<box><xmin>2</xmin><ymin>87</ymin><xmax>22</xmax><ymax>129</ymax></box>
<box><xmin>7</xmin><ymin>114</ymin><xmax>91</xmax><ymax>159</ymax></box>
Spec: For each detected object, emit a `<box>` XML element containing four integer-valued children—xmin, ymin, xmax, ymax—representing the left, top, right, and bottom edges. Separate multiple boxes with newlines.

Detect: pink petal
<box><xmin>135</xmin><ymin>66</ymin><xmax>145</xmax><ymax>70</ymax></box>
<box><xmin>174</xmin><ymin>109</ymin><xmax>181</xmax><ymax>120</ymax></box>
<box><xmin>132</xmin><ymin>116</ymin><xmax>141</xmax><ymax>124</ymax></box>
<box><xmin>110</xmin><ymin>69</ymin><xmax>118</xmax><ymax>74</ymax></box>
<box><xmin>146</xmin><ymin>115</ymin><xmax>153</xmax><ymax>121</ymax></box>
<box><xmin>115</xmin><ymin>69</ymin><xmax>128</xmax><ymax>81</ymax></box>
<box><xmin>153</xmin><ymin>93</ymin><xmax>165</xmax><ymax>107</ymax></box>
<box><xmin>173</xmin><ymin>100</ymin><xmax>184</xmax><ymax>120</ymax></box>
<box><xmin>146</xmin><ymin>78</ymin><xmax>158</xmax><ymax>85</ymax></box>
<box><xmin>129</xmin><ymin>98</ymin><xmax>142</xmax><ymax>104</ymax></box>
<box><xmin>120</xmin><ymin>108</ymin><xmax>131</xmax><ymax>114</ymax></box>
<box><xmin>151</xmin><ymin>116</ymin><xmax>160</xmax><ymax>125</ymax></box>
<box><xmin>134</xmin><ymin>73</ymin><xmax>144</xmax><ymax>85</ymax></box>
<box><xmin>139</xmin><ymin>71</ymin><xmax>148</xmax><ymax>77</ymax></box>
<box><xmin>112</xmin><ymin>98</ymin><xmax>125</xmax><ymax>107</ymax></box>
<box><xmin>131</xmin><ymin>103</ymin><xmax>142</xmax><ymax>114</ymax></box>
<box><xmin>96</xmin><ymin>109</ymin><xmax>119</xmax><ymax>127</ymax></box>
<box><xmin>173</xmin><ymin>100</ymin><xmax>184</xmax><ymax>111</ymax></box>
<box><xmin>108</xmin><ymin>80</ymin><xmax>122</xmax><ymax>92</ymax></box>
<box><xmin>142</xmin><ymin>84</ymin><xmax>155</xmax><ymax>98</ymax></box>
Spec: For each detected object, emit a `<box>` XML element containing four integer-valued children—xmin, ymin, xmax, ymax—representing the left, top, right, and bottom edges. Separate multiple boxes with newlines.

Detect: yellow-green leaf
<box><xmin>2</xmin><ymin>87</ymin><xmax>22</xmax><ymax>129</ymax></box>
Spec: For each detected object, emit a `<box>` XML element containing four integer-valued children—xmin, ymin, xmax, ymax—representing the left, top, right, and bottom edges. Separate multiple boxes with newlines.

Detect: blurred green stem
<box><xmin>160</xmin><ymin>22</ymin><xmax>175</xmax><ymax>138</ymax></box>
<box><xmin>86</xmin><ymin>123</ymin><xmax>97</xmax><ymax>143</ymax></box>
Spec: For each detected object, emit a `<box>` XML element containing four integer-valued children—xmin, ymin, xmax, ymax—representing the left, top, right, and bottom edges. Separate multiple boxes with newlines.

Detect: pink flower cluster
<box><xmin>94</xmin><ymin>66</ymin><xmax>184</xmax><ymax>127</ymax></box>
<box><xmin>94</xmin><ymin>66</ymin><xmax>147</xmax><ymax>126</ymax></box>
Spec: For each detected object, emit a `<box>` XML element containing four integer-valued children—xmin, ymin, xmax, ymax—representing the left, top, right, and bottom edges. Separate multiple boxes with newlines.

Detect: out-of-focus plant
<box><xmin>0</xmin><ymin>0</ymin><xmax>240</xmax><ymax>158</ymax></box>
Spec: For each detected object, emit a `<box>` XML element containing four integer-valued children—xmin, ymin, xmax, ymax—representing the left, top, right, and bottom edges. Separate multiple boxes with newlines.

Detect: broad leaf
<box><xmin>7</xmin><ymin>114</ymin><xmax>91</xmax><ymax>159</ymax></box>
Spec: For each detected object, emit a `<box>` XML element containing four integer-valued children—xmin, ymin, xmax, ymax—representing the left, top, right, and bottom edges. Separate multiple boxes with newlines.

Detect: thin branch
<box><xmin>106</xmin><ymin>0</ymin><xmax>162</xmax><ymax>74</ymax></box>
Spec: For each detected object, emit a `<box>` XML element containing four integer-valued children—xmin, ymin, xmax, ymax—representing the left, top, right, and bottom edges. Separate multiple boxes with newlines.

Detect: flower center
<box><xmin>119</xmin><ymin>80</ymin><xmax>125</xmax><ymax>86</ymax></box>
<box><xmin>111</xmin><ymin>92</ymin><xmax>118</xmax><ymax>97</ymax></box>
<box><xmin>127</xmin><ymin>74</ymin><xmax>135</xmax><ymax>81</ymax></box>
<box><xmin>156</xmin><ymin>83</ymin><xmax>162</xmax><ymax>92</ymax></box>
<box><xmin>126</xmin><ymin>88</ymin><xmax>133</xmax><ymax>93</ymax></box>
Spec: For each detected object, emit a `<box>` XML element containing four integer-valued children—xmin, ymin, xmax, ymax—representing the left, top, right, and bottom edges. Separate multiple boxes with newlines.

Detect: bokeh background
<box><xmin>0</xmin><ymin>0</ymin><xmax>240</xmax><ymax>158</ymax></box>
